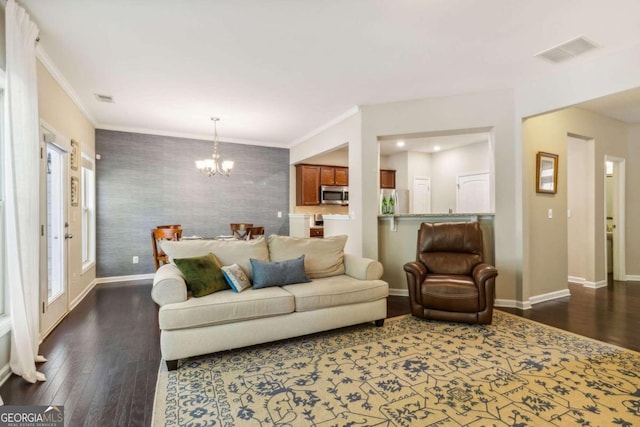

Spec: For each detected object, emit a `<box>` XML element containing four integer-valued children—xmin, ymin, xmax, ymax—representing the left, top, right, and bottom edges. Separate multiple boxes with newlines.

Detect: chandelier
<box><xmin>195</xmin><ymin>117</ymin><xmax>234</xmax><ymax>177</ymax></box>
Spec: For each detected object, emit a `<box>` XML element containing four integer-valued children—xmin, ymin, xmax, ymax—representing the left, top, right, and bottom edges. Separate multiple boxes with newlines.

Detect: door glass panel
<box><xmin>47</xmin><ymin>145</ymin><xmax>64</xmax><ymax>302</ymax></box>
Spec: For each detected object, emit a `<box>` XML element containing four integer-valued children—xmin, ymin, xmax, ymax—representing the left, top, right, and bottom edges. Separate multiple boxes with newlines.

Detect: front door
<box><xmin>40</xmin><ymin>134</ymin><xmax>70</xmax><ymax>338</ymax></box>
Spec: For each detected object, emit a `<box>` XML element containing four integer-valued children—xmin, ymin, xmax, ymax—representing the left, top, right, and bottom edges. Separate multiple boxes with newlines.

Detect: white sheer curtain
<box><xmin>4</xmin><ymin>0</ymin><xmax>46</xmax><ymax>383</ymax></box>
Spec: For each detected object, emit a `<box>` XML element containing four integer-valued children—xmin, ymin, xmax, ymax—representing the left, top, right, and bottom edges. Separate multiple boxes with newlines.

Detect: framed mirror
<box><xmin>536</xmin><ymin>152</ymin><xmax>558</xmax><ymax>194</ymax></box>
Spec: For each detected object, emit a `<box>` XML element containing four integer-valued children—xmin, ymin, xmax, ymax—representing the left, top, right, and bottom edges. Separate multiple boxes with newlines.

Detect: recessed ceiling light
<box><xmin>396</xmin><ymin>141</ymin><xmax>405</xmax><ymax>147</ymax></box>
<box><xmin>433</xmin><ymin>146</ymin><xmax>441</xmax><ymax>152</ymax></box>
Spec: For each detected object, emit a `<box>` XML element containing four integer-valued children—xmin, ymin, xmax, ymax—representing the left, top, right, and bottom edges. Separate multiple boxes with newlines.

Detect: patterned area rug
<box><xmin>153</xmin><ymin>312</ymin><xmax>640</xmax><ymax>426</ymax></box>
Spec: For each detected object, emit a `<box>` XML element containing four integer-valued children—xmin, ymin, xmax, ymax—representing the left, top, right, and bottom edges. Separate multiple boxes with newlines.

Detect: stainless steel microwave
<box><xmin>320</xmin><ymin>185</ymin><xmax>349</xmax><ymax>205</ymax></box>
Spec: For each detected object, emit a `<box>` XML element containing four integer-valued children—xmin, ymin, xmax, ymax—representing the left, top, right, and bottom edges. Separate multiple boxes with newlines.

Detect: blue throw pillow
<box><xmin>250</xmin><ymin>255</ymin><xmax>310</xmax><ymax>289</ymax></box>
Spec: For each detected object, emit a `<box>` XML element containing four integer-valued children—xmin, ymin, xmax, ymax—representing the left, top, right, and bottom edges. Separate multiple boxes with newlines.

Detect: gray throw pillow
<box><xmin>250</xmin><ymin>255</ymin><xmax>310</xmax><ymax>289</ymax></box>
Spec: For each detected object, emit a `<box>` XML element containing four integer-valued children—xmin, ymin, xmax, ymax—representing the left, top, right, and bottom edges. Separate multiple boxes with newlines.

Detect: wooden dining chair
<box><xmin>151</xmin><ymin>226</ymin><xmax>183</xmax><ymax>270</ymax></box>
<box><xmin>248</xmin><ymin>226</ymin><xmax>265</xmax><ymax>239</ymax></box>
<box><xmin>230</xmin><ymin>223</ymin><xmax>253</xmax><ymax>240</ymax></box>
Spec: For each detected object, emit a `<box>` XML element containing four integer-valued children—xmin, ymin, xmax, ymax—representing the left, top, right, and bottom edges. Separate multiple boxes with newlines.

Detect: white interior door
<box><xmin>457</xmin><ymin>172</ymin><xmax>490</xmax><ymax>213</ymax></box>
<box><xmin>412</xmin><ymin>177</ymin><xmax>431</xmax><ymax>213</ymax></box>
<box><xmin>40</xmin><ymin>131</ymin><xmax>70</xmax><ymax>338</ymax></box>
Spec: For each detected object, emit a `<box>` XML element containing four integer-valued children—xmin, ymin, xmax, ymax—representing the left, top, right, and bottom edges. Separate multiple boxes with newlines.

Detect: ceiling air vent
<box><xmin>94</xmin><ymin>93</ymin><xmax>114</xmax><ymax>103</ymax></box>
<box><xmin>535</xmin><ymin>36</ymin><xmax>599</xmax><ymax>63</ymax></box>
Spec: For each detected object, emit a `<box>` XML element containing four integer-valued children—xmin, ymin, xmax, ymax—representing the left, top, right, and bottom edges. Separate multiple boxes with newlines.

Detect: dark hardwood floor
<box><xmin>1</xmin><ymin>281</ymin><xmax>160</xmax><ymax>427</ymax></box>
<box><xmin>1</xmin><ymin>278</ymin><xmax>638</xmax><ymax>426</ymax></box>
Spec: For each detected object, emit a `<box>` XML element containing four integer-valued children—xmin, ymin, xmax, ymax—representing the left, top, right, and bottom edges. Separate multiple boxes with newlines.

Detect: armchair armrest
<box><xmin>151</xmin><ymin>264</ymin><xmax>188</xmax><ymax>306</ymax></box>
<box><xmin>403</xmin><ymin>261</ymin><xmax>427</xmax><ymax>284</ymax></box>
<box><xmin>472</xmin><ymin>263</ymin><xmax>498</xmax><ymax>285</ymax></box>
<box><xmin>344</xmin><ymin>253</ymin><xmax>384</xmax><ymax>280</ymax></box>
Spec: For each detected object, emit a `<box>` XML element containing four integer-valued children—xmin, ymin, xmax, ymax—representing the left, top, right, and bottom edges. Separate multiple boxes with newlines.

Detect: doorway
<box><xmin>40</xmin><ymin>125</ymin><xmax>71</xmax><ymax>338</ymax></box>
<box><xmin>605</xmin><ymin>156</ymin><xmax>626</xmax><ymax>282</ymax></box>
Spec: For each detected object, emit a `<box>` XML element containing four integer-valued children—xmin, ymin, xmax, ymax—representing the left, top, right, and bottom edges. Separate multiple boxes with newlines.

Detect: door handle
<box><xmin>65</xmin><ymin>233</ymin><xmax>73</xmax><ymax>239</ymax></box>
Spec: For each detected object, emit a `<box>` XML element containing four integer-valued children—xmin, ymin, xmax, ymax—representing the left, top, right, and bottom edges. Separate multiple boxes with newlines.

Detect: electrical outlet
<box><xmin>277</xmin><ymin>211</ymin><xmax>282</xmax><ymax>218</ymax></box>
<box><xmin>132</xmin><ymin>256</ymin><xmax>139</xmax><ymax>264</ymax></box>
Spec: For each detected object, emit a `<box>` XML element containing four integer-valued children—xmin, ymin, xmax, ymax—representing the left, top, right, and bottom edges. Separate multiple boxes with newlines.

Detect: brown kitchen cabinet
<box><xmin>320</xmin><ymin>166</ymin><xmax>348</xmax><ymax>186</ymax></box>
<box><xmin>380</xmin><ymin>169</ymin><xmax>396</xmax><ymax>189</ymax></box>
<box><xmin>296</xmin><ymin>164</ymin><xmax>321</xmax><ymax>205</ymax></box>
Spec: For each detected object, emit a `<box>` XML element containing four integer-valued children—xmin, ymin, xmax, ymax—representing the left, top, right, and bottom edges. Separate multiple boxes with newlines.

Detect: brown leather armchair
<box><xmin>403</xmin><ymin>221</ymin><xmax>498</xmax><ymax>324</ymax></box>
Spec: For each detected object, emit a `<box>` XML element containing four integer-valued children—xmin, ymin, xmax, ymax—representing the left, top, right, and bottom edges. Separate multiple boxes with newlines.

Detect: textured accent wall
<box><xmin>96</xmin><ymin>130</ymin><xmax>289</xmax><ymax>277</ymax></box>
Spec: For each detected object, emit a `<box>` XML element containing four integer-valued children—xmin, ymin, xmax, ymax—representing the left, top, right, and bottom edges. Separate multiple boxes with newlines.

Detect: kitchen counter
<box><xmin>378</xmin><ymin>213</ymin><xmax>495</xmax><ymax>218</ymax></box>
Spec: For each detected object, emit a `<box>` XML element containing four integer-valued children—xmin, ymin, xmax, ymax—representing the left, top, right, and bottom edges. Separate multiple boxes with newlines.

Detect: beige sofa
<box><xmin>151</xmin><ymin>235</ymin><xmax>389</xmax><ymax>370</ymax></box>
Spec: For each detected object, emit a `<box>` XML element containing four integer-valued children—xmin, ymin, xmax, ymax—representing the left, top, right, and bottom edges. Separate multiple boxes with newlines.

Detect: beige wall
<box><xmin>289</xmin><ymin>112</ymin><xmax>363</xmax><ymax>254</ymax></box>
<box><xmin>37</xmin><ymin>60</ymin><xmax>96</xmax><ymax>304</ymax></box>
<box><xmin>627</xmin><ymin>124</ymin><xmax>640</xmax><ymax>278</ymax></box>
<box><xmin>431</xmin><ymin>141</ymin><xmax>490</xmax><ymax>213</ymax></box>
<box><xmin>361</xmin><ymin>90</ymin><xmax>517</xmax><ymax>301</ymax></box>
<box><xmin>523</xmin><ymin>108</ymin><xmax>628</xmax><ymax>295</ymax></box>
<box><xmin>567</xmin><ymin>136</ymin><xmax>590</xmax><ymax>281</ymax></box>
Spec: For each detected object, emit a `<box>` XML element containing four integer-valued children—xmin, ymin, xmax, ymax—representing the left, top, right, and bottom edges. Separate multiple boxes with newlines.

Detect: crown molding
<box><xmin>96</xmin><ymin>124</ymin><xmax>289</xmax><ymax>148</ymax></box>
<box><xmin>289</xmin><ymin>106</ymin><xmax>360</xmax><ymax>147</ymax></box>
<box><xmin>36</xmin><ymin>45</ymin><xmax>97</xmax><ymax>126</ymax></box>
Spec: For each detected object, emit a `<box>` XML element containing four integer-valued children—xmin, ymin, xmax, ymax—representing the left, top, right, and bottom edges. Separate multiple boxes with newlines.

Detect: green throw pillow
<box><xmin>174</xmin><ymin>253</ymin><xmax>229</xmax><ymax>297</ymax></box>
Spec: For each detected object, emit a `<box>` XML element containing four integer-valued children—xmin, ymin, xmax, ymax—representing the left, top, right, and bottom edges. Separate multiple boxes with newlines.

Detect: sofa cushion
<box><xmin>283</xmin><ymin>275</ymin><xmax>388</xmax><ymax>312</ymax></box>
<box><xmin>222</xmin><ymin>263</ymin><xmax>252</xmax><ymax>292</ymax></box>
<box><xmin>267</xmin><ymin>234</ymin><xmax>347</xmax><ymax>278</ymax></box>
<box><xmin>158</xmin><ymin>287</ymin><xmax>295</xmax><ymax>331</ymax></box>
<box><xmin>250</xmin><ymin>255</ymin><xmax>310</xmax><ymax>289</ymax></box>
<box><xmin>174</xmin><ymin>253</ymin><xmax>229</xmax><ymax>297</ymax></box>
<box><xmin>161</xmin><ymin>238</ymin><xmax>269</xmax><ymax>280</ymax></box>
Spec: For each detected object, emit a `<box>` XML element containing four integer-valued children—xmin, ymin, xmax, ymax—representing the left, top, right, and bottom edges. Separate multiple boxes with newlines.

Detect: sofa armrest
<box><xmin>151</xmin><ymin>264</ymin><xmax>188</xmax><ymax>306</ymax></box>
<box><xmin>344</xmin><ymin>253</ymin><xmax>384</xmax><ymax>280</ymax></box>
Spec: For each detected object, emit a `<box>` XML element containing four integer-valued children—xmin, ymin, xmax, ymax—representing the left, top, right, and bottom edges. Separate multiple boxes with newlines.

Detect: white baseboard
<box><xmin>583</xmin><ymin>280</ymin><xmax>607</xmax><ymax>289</ymax></box>
<box><xmin>388</xmin><ymin>288</ymin><xmax>409</xmax><ymax>297</ymax></box>
<box><xmin>626</xmin><ymin>275</ymin><xmax>640</xmax><ymax>282</ymax></box>
<box><xmin>568</xmin><ymin>276</ymin><xmax>585</xmax><ymax>285</ymax></box>
<box><xmin>495</xmin><ymin>299</ymin><xmax>532</xmax><ymax>310</ymax></box>
<box><xmin>496</xmin><ymin>288</ymin><xmax>570</xmax><ymax>310</ymax></box>
<box><xmin>94</xmin><ymin>273</ymin><xmax>154</xmax><ymax>285</ymax></box>
<box><xmin>529</xmin><ymin>288</ymin><xmax>571</xmax><ymax>305</ymax></box>
<box><xmin>69</xmin><ymin>278</ymin><xmax>99</xmax><ymax>311</ymax></box>
<box><xmin>0</xmin><ymin>362</ymin><xmax>12</xmax><ymax>388</ymax></box>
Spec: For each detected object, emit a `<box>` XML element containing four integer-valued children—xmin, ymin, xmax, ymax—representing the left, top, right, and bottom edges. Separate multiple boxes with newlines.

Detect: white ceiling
<box><xmin>21</xmin><ymin>0</ymin><xmax>640</xmax><ymax>147</ymax></box>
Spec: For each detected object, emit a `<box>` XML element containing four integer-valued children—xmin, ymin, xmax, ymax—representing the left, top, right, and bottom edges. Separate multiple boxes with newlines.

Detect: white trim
<box><xmin>69</xmin><ymin>279</ymin><xmax>99</xmax><ymax>311</ymax></box>
<box><xmin>529</xmin><ymin>288</ymin><xmax>571</xmax><ymax>305</ymax></box>
<box><xmin>0</xmin><ymin>362</ymin><xmax>12</xmax><ymax>388</ymax></box>
<box><xmin>568</xmin><ymin>276</ymin><xmax>585</xmax><ymax>285</ymax></box>
<box><xmin>583</xmin><ymin>280</ymin><xmax>607</xmax><ymax>289</ymax></box>
<box><xmin>35</xmin><ymin>46</ymin><xmax>97</xmax><ymax>126</ymax></box>
<box><xmin>82</xmin><ymin>261</ymin><xmax>96</xmax><ymax>275</ymax></box>
<box><xmin>96</xmin><ymin>124</ymin><xmax>287</xmax><ymax>148</ymax></box>
<box><xmin>289</xmin><ymin>106</ymin><xmax>360</xmax><ymax>147</ymax></box>
<box><xmin>626</xmin><ymin>275</ymin><xmax>640</xmax><ymax>282</ymax></box>
<box><xmin>388</xmin><ymin>288</ymin><xmax>409</xmax><ymax>297</ymax></box>
<box><xmin>0</xmin><ymin>316</ymin><xmax>11</xmax><ymax>337</ymax></box>
<box><xmin>495</xmin><ymin>299</ymin><xmax>532</xmax><ymax>310</ymax></box>
<box><xmin>94</xmin><ymin>273</ymin><xmax>155</xmax><ymax>285</ymax></box>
